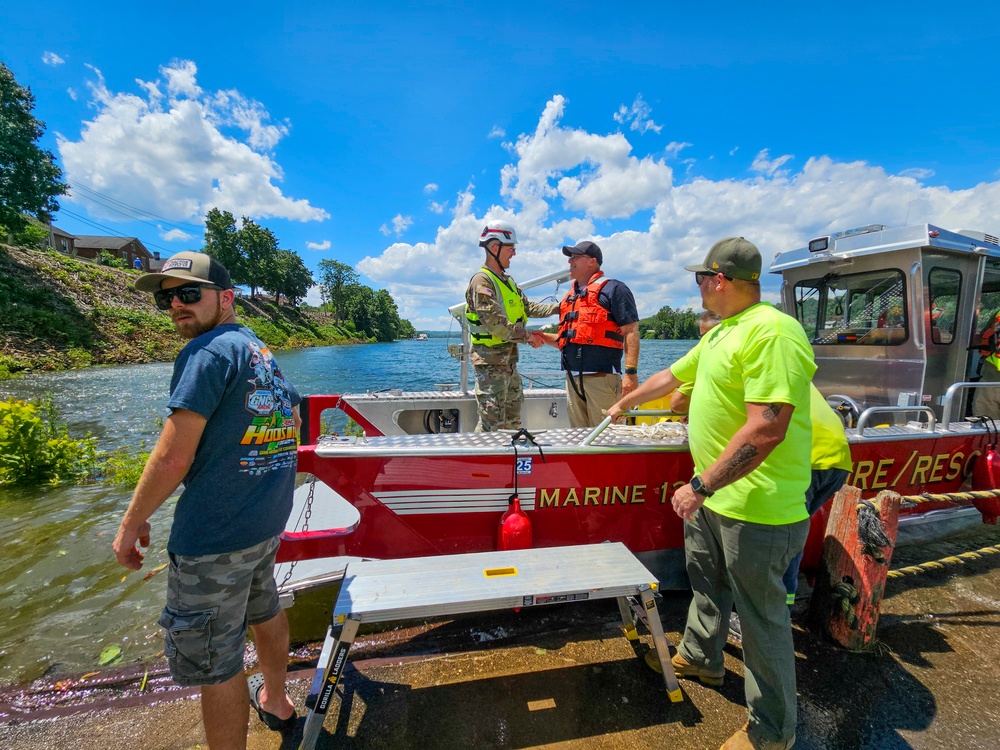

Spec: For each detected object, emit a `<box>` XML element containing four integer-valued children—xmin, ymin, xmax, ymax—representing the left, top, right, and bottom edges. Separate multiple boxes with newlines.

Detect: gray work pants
<box><xmin>679</xmin><ymin>505</ymin><xmax>809</xmax><ymax>744</ymax></box>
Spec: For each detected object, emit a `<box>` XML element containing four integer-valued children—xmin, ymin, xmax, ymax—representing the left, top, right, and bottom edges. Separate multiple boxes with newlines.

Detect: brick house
<box><xmin>45</xmin><ymin>224</ymin><xmax>77</xmax><ymax>255</ymax></box>
<box><xmin>73</xmin><ymin>235</ymin><xmax>155</xmax><ymax>270</ymax></box>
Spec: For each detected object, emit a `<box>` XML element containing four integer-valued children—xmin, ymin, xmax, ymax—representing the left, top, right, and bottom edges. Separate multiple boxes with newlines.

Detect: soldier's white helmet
<box><xmin>479</xmin><ymin>220</ymin><xmax>517</xmax><ymax>248</ymax></box>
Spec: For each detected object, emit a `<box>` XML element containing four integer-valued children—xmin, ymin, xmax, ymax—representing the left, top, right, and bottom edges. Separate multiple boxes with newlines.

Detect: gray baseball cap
<box><xmin>135</xmin><ymin>251</ymin><xmax>233</xmax><ymax>292</ymax></box>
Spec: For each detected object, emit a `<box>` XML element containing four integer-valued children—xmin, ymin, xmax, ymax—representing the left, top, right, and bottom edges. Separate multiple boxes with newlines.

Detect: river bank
<box><xmin>0</xmin><ymin>243</ymin><xmax>363</xmax><ymax>378</ymax></box>
<box><xmin>2</xmin><ymin>520</ymin><xmax>999</xmax><ymax>749</ymax></box>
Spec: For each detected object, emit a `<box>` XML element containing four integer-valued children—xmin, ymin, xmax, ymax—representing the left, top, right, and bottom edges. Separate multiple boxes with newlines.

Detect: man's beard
<box><xmin>173</xmin><ymin>297</ymin><xmax>223</xmax><ymax>339</ymax></box>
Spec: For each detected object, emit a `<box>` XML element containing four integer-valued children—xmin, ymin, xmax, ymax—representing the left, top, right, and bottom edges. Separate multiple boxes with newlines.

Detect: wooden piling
<box><xmin>808</xmin><ymin>485</ymin><xmax>902</xmax><ymax>650</ymax></box>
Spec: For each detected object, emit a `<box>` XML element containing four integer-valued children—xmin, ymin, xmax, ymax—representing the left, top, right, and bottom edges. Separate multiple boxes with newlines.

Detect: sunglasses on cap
<box><xmin>153</xmin><ymin>283</ymin><xmax>223</xmax><ymax>310</ymax></box>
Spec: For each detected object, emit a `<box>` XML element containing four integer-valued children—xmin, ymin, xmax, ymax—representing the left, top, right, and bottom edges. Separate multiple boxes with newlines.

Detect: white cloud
<box><xmin>160</xmin><ymin>227</ymin><xmax>193</xmax><ymax>242</ymax></box>
<box><xmin>379</xmin><ymin>214</ymin><xmax>413</xmax><ymax>237</ymax></box>
<box><xmin>424</xmin><ymin>183</ymin><xmax>438</xmax><ymax>194</ymax></box>
<box><xmin>665</xmin><ymin>141</ymin><xmax>692</xmax><ymax>158</ymax></box>
<box><xmin>357</xmin><ymin>95</ymin><xmax>1000</xmax><ymax>329</ymax></box>
<box><xmin>613</xmin><ymin>94</ymin><xmax>663</xmax><ymax>135</ymax></box>
<box><xmin>57</xmin><ymin>60</ymin><xmax>328</xmax><ymax>226</ymax></box>
<box><xmin>67</xmin><ymin>88</ymin><xmax>77</xmax><ymax>101</ymax></box>
<box><xmin>488</xmin><ymin>126</ymin><xmax>506</xmax><ymax>139</ymax></box>
<box><xmin>429</xmin><ymin>201</ymin><xmax>448</xmax><ymax>214</ymax></box>
<box><xmin>42</xmin><ymin>52</ymin><xmax>65</xmax><ymax>66</ymax></box>
<box><xmin>899</xmin><ymin>167</ymin><xmax>935</xmax><ymax>180</ymax></box>
<box><xmin>751</xmin><ymin>149</ymin><xmax>794</xmax><ymax>177</ymax></box>
<box><xmin>307</xmin><ymin>239</ymin><xmax>331</xmax><ymax>250</ymax></box>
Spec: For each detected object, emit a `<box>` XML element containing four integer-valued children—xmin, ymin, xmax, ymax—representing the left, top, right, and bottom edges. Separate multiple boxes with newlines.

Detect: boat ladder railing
<box><xmin>582</xmin><ymin>409</ymin><xmax>679</xmax><ymax>445</ymax></box>
<box><xmin>941</xmin><ymin>380</ymin><xmax>1000</xmax><ymax>430</ymax></box>
<box><xmin>855</xmin><ymin>405</ymin><xmax>937</xmax><ymax>434</ymax></box>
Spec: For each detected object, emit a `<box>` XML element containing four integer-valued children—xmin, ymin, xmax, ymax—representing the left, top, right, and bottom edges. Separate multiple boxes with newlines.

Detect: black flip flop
<box><xmin>247</xmin><ymin>672</ymin><xmax>297</xmax><ymax>732</ymax></box>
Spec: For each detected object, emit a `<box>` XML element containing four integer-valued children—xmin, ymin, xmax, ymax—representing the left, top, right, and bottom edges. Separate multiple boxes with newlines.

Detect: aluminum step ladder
<box><xmin>297</xmin><ymin>542</ymin><xmax>683</xmax><ymax>750</ymax></box>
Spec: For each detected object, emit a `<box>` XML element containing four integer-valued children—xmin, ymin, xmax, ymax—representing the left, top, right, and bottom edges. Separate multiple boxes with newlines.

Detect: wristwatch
<box><xmin>624</xmin><ymin>366</ymin><xmax>638</xmax><ymax>375</ymax></box>
<box><xmin>690</xmin><ymin>475</ymin><xmax>714</xmax><ymax>498</ymax></box>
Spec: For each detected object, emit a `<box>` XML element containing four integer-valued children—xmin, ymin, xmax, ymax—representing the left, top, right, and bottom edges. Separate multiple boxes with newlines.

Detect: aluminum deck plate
<box><xmin>333</xmin><ymin>543</ymin><xmax>659</xmax><ymax>622</ymax></box>
<box><xmin>314</xmin><ymin>423</ymin><xmax>689</xmax><ymax>456</ymax></box>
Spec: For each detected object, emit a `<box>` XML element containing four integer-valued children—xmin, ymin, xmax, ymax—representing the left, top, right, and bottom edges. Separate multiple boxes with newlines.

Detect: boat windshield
<box><xmin>795</xmin><ymin>269</ymin><xmax>907</xmax><ymax>345</ymax></box>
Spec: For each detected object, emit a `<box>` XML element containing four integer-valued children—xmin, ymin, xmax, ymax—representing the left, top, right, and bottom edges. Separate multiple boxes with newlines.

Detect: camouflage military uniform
<box><xmin>466</xmin><ymin>270</ymin><xmax>559</xmax><ymax>432</ymax></box>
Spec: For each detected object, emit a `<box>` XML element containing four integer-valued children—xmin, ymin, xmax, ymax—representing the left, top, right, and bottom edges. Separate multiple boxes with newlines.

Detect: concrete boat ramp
<box><xmin>2</xmin><ymin>524</ymin><xmax>1000</xmax><ymax>750</ymax></box>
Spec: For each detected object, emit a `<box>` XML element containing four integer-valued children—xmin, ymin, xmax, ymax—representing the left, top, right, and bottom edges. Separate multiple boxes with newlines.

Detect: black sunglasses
<box><xmin>153</xmin><ymin>283</ymin><xmax>222</xmax><ymax>310</ymax></box>
<box><xmin>695</xmin><ymin>271</ymin><xmax>733</xmax><ymax>283</ymax></box>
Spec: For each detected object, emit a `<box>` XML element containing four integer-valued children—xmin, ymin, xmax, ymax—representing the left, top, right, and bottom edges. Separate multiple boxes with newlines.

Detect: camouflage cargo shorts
<box><xmin>158</xmin><ymin>536</ymin><xmax>281</xmax><ymax>687</ymax></box>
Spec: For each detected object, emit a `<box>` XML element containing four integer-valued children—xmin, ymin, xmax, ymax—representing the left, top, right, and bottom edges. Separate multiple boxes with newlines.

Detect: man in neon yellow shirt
<box><xmin>465</xmin><ymin>220</ymin><xmax>559</xmax><ymax>431</ymax></box>
<box><xmin>671</xmin><ymin>331</ymin><xmax>852</xmax><ymax>608</ymax></box>
<box><xmin>609</xmin><ymin>237</ymin><xmax>814</xmax><ymax>750</ymax></box>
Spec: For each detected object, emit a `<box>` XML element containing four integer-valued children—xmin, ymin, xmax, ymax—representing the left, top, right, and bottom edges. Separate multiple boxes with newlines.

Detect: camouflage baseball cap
<box><xmin>135</xmin><ymin>251</ymin><xmax>233</xmax><ymax>292</ymax></box>
<box><xmin>683</xmin><ymin>237</ymin><xmax>761</xmax><ymax>282</ymax></box>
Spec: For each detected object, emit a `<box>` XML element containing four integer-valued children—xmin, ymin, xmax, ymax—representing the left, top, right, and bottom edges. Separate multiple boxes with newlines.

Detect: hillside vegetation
<box><xmin>0</xmin><ymin>244</ymin><xmax>364</xmax><ymax>379</ymax></box>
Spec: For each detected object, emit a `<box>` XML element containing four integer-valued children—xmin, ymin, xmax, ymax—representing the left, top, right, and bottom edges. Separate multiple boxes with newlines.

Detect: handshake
<box><xmin>526</xmin><ymin>330</ymin><xmax>550</xmax><ymax>349</ymax></box>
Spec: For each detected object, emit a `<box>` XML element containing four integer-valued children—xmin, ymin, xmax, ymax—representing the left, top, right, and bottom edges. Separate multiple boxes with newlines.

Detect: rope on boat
<box><xmin>606</xmin><ymin>421</ymin><xmax>687</xmax><ymax>440</ymax></box>
<box><xmin>895</xmin><ymin>489</ymin><xmax>1000</xmax><ymax>507</ymax></box>
<box><xmin>888</xmin><ymin>544</ymin><xmax>1000</xmax><ymax>579</ymax></box>
<box><xmin>857</xmin><ymin>498</ymin><xmax>894</xmax><ymax>563</ymax></box>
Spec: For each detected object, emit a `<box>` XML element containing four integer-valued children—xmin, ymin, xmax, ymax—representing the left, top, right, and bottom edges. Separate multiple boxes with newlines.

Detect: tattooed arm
<box><xmin>671</xmin><ymin>401</ymin><xmax>795</xmax><ymax>519</ymax></box>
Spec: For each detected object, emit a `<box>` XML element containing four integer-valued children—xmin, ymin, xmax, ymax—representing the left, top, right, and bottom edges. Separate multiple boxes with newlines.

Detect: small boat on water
<box><xmin>414</xmin><ymin>333</ymin><xmax>429</xmax><ymax>341</ymax></box>
<box><xmin>276</xmin><ymin>224</ymin><xmax>1000</xmax><ymax>600</ymax></box>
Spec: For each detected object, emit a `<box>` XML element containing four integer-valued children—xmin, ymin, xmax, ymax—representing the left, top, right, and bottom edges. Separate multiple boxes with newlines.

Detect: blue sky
<box><xmin>3</xmin><ymin>2</ymin><xmax>1000</xmax><ymax>329</ymax></box>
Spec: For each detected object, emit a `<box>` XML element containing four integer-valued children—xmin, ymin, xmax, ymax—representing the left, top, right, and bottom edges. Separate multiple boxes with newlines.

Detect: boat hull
<box><xmin>279</xmin><ymin>420</ymin><xmax>994</xmax><ymax>591</ymax></box>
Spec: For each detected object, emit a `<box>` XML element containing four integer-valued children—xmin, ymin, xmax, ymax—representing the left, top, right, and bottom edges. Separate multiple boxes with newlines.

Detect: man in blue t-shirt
<box><xmin>113</xmin><ymin>251</ymin><xmax>300</xmax><ymax>745</ymax></box>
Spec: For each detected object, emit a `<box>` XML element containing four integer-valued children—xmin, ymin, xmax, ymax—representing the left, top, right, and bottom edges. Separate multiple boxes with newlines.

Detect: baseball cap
<box><xmin>562</xmin><ymin>240</ymin><xmax>603</xmax><ymax>266</ymax></box>
<box><xmin>135</xmin><ymin>251</ymin><xmax>233</xmax><ymax>292</ymax></box>
<box><xmin>683</xmin><ymin>237</ymin><xmax>761</xmax><ymax>281</ymax></box>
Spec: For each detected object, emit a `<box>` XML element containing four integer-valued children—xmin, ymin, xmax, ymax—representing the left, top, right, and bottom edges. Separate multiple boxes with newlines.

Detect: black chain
<box><xmin>277</xmin><ymin>475</ymin><xmax>316</xmax><ymax>591</ymax></box>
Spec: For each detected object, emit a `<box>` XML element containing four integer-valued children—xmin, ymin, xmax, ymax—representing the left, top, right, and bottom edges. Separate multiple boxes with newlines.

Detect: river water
<box><xmin>0</xmin><ymin>337</ymin><xmax>695</xmax><ymax>688</ymax></box>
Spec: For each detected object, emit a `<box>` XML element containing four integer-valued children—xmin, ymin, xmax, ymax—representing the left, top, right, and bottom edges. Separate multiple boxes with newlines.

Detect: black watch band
<box><xmin>690</xmin><ymin>475</ymin><xmax>714</xmax><ymax>498</ymax></box>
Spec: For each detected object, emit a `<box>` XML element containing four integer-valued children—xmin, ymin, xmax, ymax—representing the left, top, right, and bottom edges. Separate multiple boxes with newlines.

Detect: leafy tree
<box><xmin>0</xmin><ymin>63</ymin><xmax>67</xmax><ymax>235</ymax></box>
<box><xmin>265</xmin><ymin>248</ymin><xmax>313</xmax><ymax>307</ymax></box>
<box><xmin>203</xmin><ymin>208</ymin><xmax>243</xmax><ymax>280</ymax></box>
<box><xmin>317</xmin><ymin>259</ymin><xmax>359</xmax><ymax>323</ymax></box>
<box><xmin>344</xmin><ymin>283</ymin><xmax>374</xmax><ymax>339</ymax></box>
<box><xmin>638</xmin><ymin>305</ymin><xmax>700</xmax><ymax>340</ymax></box>
<box><xmin>239</xmin><ymin>218</ymin><xmax>279</xmax><ymax>297</ymax></box>
<box><xmin>202</xmin><ymin>209</ymin><xmax>279</xmax><ymax>297</ymax></box>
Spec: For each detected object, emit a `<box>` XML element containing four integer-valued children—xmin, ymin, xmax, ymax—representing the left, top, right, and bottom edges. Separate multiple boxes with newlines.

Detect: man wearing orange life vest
<box><xmin>530</xmin><ymin>241</ymin><xmax>640</xmax><ymax>427</ymax></box>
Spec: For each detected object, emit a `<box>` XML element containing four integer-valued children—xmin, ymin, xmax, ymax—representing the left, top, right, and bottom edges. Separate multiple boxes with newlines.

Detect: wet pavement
<box><xmin>2</xmin><ymin>524</ymin><xmax>1000</xmax><ymax>750</ymax></box>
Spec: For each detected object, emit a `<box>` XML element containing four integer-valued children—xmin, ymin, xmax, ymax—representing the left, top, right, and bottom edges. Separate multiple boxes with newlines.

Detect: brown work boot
<box><xmin>644</xmin><ymin>649</ymin><xmax>725</xmax><ymax>686</ymax></box>
<box><xmin>720</xmin><ymin>723</ymin><xmax>796</xmax><ymax>750</ymax></box>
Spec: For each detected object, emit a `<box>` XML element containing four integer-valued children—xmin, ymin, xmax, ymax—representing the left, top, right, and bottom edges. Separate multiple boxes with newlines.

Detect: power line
<box><xmin>58</xmin><ymin>208</ymin><xmax>173</xmax><ymax>254</ymax></box>
<box><xmin>67</xmin><ymin>181</ymin><xmax>204</xmax><ymax>232</ymax></box>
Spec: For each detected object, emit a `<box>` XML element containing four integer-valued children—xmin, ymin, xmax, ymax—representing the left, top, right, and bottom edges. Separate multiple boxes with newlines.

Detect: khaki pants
<box><xmin>565</xmin><ymin>372</ymin><xmax>622</xmax><ymax>428</ymax></box>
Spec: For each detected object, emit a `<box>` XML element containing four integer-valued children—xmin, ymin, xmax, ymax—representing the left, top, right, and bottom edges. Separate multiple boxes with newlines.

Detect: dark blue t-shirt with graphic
<box><xmin>166</xmin><ymin>324</ymin><xmax>301</xmax><ymax>556</ymax></box>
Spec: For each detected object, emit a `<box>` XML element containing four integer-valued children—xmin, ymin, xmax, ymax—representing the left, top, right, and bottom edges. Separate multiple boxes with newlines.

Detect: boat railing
<box><xmin>855</xmin><ymin>405</ymin><xmax>937</xmax><ymax>434</ymax></box>
<box><xmin>521</xmin><ymin>371</ymin><xmax>568</xmax><ymax>388</ymax></box>
<box><xmin>940</xmin><ymin>381</ymin><xmax>1000</xmax><ymax>429</ymax></box>
<box><xmin>582</xmin><ymin>410</ymin><xmax>679</xmax><ymax>445</ymax></box>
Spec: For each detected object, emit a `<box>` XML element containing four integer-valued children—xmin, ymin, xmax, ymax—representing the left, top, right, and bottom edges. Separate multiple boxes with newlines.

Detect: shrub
<box><xmin>0</xmin><ymin>397</ymin><xmax>97</xmax><ymax>486</ymax></box>
<box><xmin>102</xmin><ymin>443</ymin><xmax>150</xmax><ymax>486</ymax></box>
<box><xmin>97</xmin><ymin>250</ymin><xmax>125</xmax><ymax>269</ymax></box>
<box><xmin>65</xmin><ymin>348</ymin><xmax>93</xmax><ymax>368</ymax></box>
